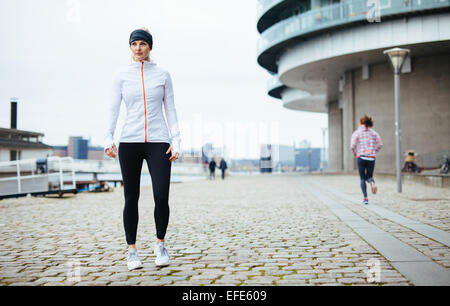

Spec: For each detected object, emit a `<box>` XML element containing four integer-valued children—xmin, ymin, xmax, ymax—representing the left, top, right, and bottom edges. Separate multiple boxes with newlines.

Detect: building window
<box><xmin>10</xmin><ymin>150</ymin><xmax>17</xmax><ymax>161</ymax></box>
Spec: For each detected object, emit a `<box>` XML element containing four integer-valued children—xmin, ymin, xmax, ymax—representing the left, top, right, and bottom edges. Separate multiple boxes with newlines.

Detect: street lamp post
<box><xmin>383</xmin><ymin>47</ymin><xmax>410</xmax><ymax>193</ymax></box>
<box><xmin>321</xmin><ymin>127</ymin><xmax>327</xmax><ymax>174</ymax></box>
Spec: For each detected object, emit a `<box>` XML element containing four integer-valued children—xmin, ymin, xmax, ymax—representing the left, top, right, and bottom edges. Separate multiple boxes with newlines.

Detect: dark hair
<box><xmin>360</xmin><ymin>115</ymin><xmax>373</xmax><ymax>128</ymax></box>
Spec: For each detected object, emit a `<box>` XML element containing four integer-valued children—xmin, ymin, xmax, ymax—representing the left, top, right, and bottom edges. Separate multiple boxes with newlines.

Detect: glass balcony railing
<box><xmin>258</xmin><ymin>0</ymin><xmax>450</xmax><ymax>58</ymax></box>
<box><xmin>267</xmin><ymin>74</ymin><xmax>283</xmax><ymax>91</ymax></box>
<box><xmin>257</xmin><ymin>0</ymin><xmax>285</xmax><ymax>19</ymax></box>
<box><xmin>267</xmin><ymin>74</ymin><xmax>285</xmax><ymax>98</ymax></box>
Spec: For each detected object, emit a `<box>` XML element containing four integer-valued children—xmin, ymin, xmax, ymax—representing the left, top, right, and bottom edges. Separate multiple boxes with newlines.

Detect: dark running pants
<box><xmin>118</xmin><ymin>142</ymin><xmax>172</xmax><ymax>244</ymax></box>
<box><xmin>357</xmin><ymin>157</ymin><xmax>375</xmax><ymax>198</ymax></box>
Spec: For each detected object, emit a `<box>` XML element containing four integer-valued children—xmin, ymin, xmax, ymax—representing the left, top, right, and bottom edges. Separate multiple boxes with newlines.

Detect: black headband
<box><xmin>129</xmin><ymin>29</ymin><xmax>153</xmax><ymax>49</ymax></box>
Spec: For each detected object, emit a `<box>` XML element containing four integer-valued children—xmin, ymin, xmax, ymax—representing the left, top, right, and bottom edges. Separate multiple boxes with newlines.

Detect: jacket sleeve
<box><xmin>163</xmin><ymin>71</ymin><xmax>181</xmax><ymax>154</ymax></box>
<box><xmin>375</xmin><ymin>131</ymin><xmax>383</xmax><ymax>152</ymax></box>
<box><xmin>104</xmin><ymin>72</ymin><xmax>122</xmax><ymax>153</ymax></box>
<box><xmin>350</xmin><ymin>130</ymin><xmax>358</xmax><ymax>155</ymax></box>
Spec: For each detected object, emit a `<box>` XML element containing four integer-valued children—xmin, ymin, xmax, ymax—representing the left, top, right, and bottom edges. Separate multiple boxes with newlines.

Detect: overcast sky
<box><xmin>0</xmin><ymin>0</ymin><xmax>328</xmax><ymax>159</ymax></box>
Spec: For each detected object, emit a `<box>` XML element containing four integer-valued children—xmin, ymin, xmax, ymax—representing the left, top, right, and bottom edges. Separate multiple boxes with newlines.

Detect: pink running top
<box><xmin>351</xmin><ymin>125</ymin><xmax>383</xmax><ymax>158</ymax></box>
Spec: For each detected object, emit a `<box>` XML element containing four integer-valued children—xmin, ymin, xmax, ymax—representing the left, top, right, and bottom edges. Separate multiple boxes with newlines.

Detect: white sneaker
<box><xmin>154</xmin><ymin>241</ymin><xmax>170</xmax><ymax>267</ymax></box>
<box><xmin>126</xmin><ymin>248</ymin><xmax>143</xmax><ymax>270</ymax></box>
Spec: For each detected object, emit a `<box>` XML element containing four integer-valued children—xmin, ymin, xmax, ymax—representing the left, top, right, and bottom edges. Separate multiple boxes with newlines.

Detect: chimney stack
<box><xmin>10</xmin><ymin>98</ymin><xmax>18</xmax><ymax>129</ymax></box>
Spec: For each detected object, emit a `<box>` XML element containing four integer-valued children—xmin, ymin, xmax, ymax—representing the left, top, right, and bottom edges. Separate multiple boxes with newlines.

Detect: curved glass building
<box><xmin>257</xmin><ymin>0</ymin><xmax>450</xmax><ymax>173</ymax></box>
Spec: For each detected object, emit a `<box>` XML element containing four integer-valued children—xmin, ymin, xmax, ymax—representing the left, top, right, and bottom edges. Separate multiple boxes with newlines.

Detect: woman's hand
<box><xmin>105</xmin><ymin>144</ymin><xmax>118</xmax><ymax>159</ymax></box>
<box><xmin>166</xmin><ymin>145</ymin><xmax>179</xmax><ymax>162</ymax></box>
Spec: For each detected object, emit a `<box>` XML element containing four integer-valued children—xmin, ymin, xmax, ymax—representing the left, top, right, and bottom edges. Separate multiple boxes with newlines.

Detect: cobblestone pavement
<box><xmin>0</xmin><ymin>173</ymin><xmax>448</xmax><ymax>286</ymax></box>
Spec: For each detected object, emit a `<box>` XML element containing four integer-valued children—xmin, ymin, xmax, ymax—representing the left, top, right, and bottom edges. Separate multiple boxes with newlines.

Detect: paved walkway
<box><xmin>0</xmin><ymin>173</ymin><xmax>449</xmax><ymax>286</ymax></box>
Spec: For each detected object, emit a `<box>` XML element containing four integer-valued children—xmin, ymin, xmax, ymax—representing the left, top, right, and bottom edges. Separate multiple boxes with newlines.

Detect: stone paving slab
<box><xmin>309</xmin><ymin>174</ymin><xmax>450</xmax><ymax>231</ymax></box>
<box><xmin>1</xmin><ymin>173</ymin><xmax>444</xmax><ymax>286</ymax></box>
<box><xmin>303</xmin><ymin>178</ymin><xmax>450</xmax><ymax>285</ymax></box>
<box><xmin>305</xmin><ymin>175</ymin><xmax>450</xmax><ymax>269</ymax></box>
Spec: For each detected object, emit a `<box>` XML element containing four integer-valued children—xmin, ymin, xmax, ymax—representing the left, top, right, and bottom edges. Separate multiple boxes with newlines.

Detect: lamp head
<box><xmin>383</xmin><ymin>47</ymin><xmax>410</xmax><ymax>73</ymax></box>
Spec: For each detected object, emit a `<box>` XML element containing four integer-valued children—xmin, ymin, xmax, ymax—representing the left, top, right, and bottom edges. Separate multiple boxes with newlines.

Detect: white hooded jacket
<box><xmin>104</xmin><ymin>59</ymin><xmax>181</xmax><ymax>154</ymax></box>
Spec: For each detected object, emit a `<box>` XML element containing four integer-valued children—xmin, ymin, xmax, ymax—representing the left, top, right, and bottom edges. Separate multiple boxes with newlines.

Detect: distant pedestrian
<box><xmin>209</xmin><ymin>159</ymin><xmax>217</xmax><ymax>180</ymax></box>
<box><xmin>218</xmin><ymin>158</ymin><xmax>228</xmax><ymax>180</ymax></box>
<box><xmin>104</xmin><ymin>27</ymin><xmax>181</xmax><ymax>270</ymax></box>
<box><xmin>351</xmin><ymin>115</ymin><xmax>383</xmax><ymax>205</ymax></box>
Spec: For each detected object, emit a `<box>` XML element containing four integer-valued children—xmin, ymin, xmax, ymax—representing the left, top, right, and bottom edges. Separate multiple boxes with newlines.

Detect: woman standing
<box><xmin>104</xmin><ymin>28</ymin><xmax>181</xmax><ymax>270</ymax></box>
<box><xmin>351</xmin><ymin>115</ymin><xmax>383</xmax><ymax>205</ymax></box>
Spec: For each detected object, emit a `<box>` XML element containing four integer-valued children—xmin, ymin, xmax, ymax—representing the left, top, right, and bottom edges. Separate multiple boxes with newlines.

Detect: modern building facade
<box><xmin>295</xmin><ymin>147</ymin><xmax>322</xmax><ymax>171</ymax></box>
<box><xmin>257</xmin><ymin>0</ymin><xmax>450</xmax><ymax>173</ymax></box>
<box><xmin>68</xmin><ymin>136</ymin><xmax>88</xmax><ymax>160</ymax></box>
<box><xmin>53</xmin><ymin>136</ymin><xmax>105</xmax><ymax>160</ymax></box>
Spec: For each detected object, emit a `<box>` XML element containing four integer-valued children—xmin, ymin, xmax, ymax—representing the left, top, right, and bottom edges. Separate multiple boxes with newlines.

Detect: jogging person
<box><xmin>104</xmin><ymin>27</ymin><xmax>181</xmax><ymax>270</ymax></box>
<box><xmin>351</xmin><ymin>115</ymin><xmax>383</xmax><ymax>205</ymax></box>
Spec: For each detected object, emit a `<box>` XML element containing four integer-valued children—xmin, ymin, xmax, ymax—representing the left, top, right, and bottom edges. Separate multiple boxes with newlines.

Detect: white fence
<box><xmin>0</xmin><ymin>157</ymin><xmax>205</xmax><ymax>198</ymax></box>
<box><xmin>71</xmin><ymin>159</ymin><xmax>205</xmax><ymax>176</ymax></box>
<box><xmin>0</xmin><ymin>156</ymin><xmax>76</xmax><ymax>197</ymax></box>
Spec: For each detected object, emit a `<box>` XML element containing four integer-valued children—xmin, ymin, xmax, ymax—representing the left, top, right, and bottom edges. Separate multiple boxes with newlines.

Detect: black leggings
<box><xmin>357</xmin><ymin>157</ymin><xmax>375</xmax><ymax>198</ymax></box>
<box><xmin>118</xmin><ymin>142</ymin><xmax>172</xmax><ymax>244</ymax></box>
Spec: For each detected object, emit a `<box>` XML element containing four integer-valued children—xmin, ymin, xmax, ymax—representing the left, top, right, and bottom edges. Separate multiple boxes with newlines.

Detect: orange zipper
<box><xmin>141</xmin><ymin>61</ymin><xmax>148</xmax><ymax>142</ymax></box>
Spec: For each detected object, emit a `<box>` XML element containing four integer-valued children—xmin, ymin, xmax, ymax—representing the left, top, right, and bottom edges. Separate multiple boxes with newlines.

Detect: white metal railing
<box><xmin>68</xmin><ymin>159</ymin><xmax>204</xmax><ymax>175</ymax></box>
<box><xmin>0</xmin><ymin>156</ymin><xmax>76</xmax><ymax>196</ymax></box>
